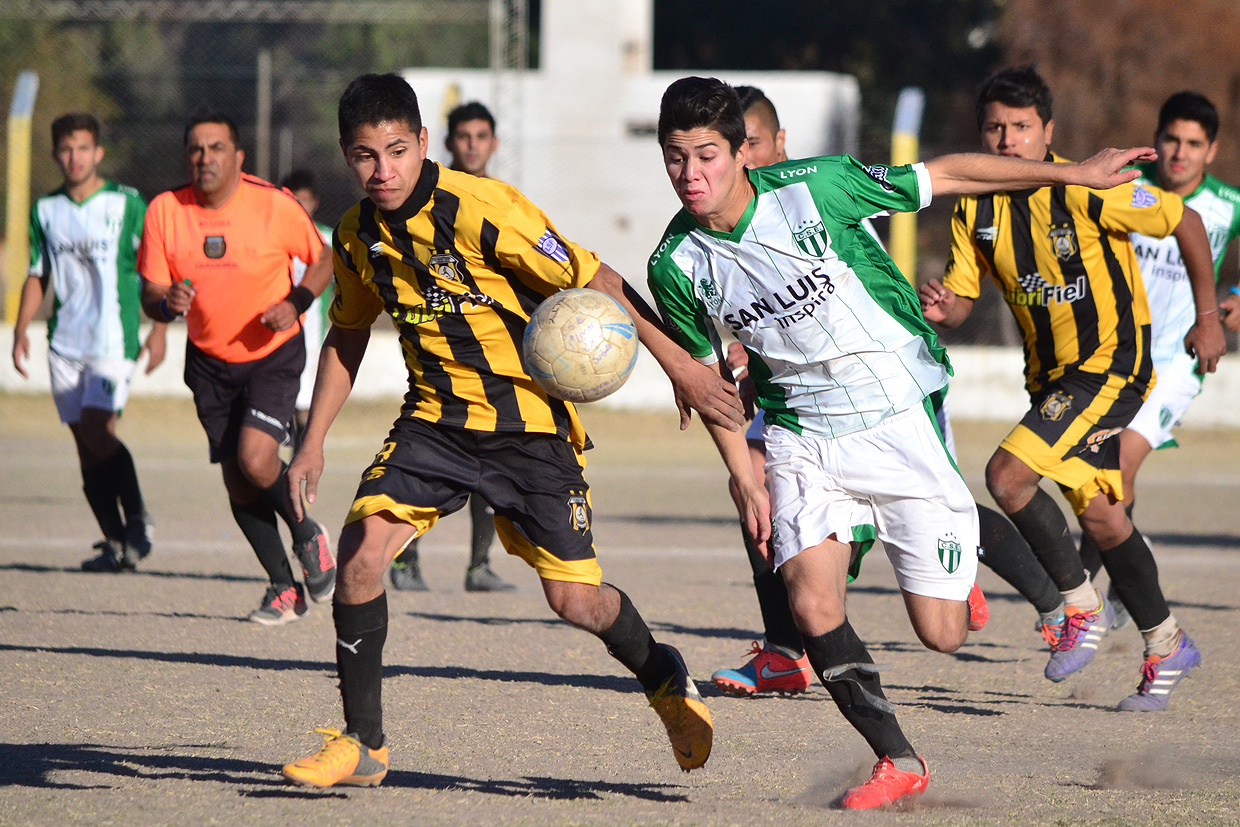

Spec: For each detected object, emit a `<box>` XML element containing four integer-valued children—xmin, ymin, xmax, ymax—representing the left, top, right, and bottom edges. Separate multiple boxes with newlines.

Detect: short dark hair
<box><xmin>51</xmin><ymin>112</ymin><xmax>101</xmax><ymax>148</ymax></box>
<box><xmin>183</xmin><ymin>111</ymin><xmax>240</xmax><ymax>148</ymax></box>
<box><xmin>447</xmin><ymin>101</ymin><xmax>496</xmax><ymax>135</ymax></box>
<box><xmin>657</xmin><ymin>76</ymin><xmax>747</xmax><ymax>154</ymax></box>
<box><xmin>338</xmin><ymin>73</ymin><xmax>423</xmax><ymax>144</ymax></box>
<box><xmin>280</xmin><ymin>168</ymin><xmax>317</xmax><ymax>194</ymax></box>
<box><xmin>1157</xmin><ymin>91</ymin><xmax>1219</xmax><ymax>143</ymax></box>
<box><xmin>975</xmin><ymin>66</ymin><xmax>1053</xmax><ymax>130</ymax></box>
<box><xmin>736</xmin><ymin>85</ymin><xmax>781</xmax><ymax>134</ymax></box>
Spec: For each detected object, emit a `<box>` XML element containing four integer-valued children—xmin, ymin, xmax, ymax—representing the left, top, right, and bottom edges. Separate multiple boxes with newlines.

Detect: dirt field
<box><xmin>1</xmin><ymin>392</ymin><xmax>1238</xmax><ymax>827</ymax></box>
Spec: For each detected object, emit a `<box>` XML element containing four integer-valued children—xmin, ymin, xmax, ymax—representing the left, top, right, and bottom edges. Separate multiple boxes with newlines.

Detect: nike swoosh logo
<box><xmin>759</xmin><ymin>663</ymin><xmax>809</xmax><ymax>680</ymax></box>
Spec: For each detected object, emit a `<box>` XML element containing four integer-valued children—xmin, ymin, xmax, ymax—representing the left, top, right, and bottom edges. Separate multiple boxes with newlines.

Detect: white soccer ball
<box><xmin>523</xmin><ymin>288</ymin><xmax>639</xmax><ymax>403</ymax></box>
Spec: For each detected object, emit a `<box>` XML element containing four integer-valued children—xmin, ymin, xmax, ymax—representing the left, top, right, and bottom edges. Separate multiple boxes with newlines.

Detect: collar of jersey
<box><xmin>689</xmin><ymin>169</ymin><xmax>758</xmax><ymax>243</ymax></box>
<box><xmin>378</xmin><ymin>159</ymin><xmax>439</xmax><ymax>224</ymax></box>
<box><xmin>55</xmin><ymin>178</ymin><xmax>116</xmax><ymax>207</ymax></box>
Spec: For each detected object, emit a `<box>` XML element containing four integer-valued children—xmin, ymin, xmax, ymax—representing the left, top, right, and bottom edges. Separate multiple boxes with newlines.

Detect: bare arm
<box><xmin>918</xmin><ymin>279</ymin><xmax>976</xmax><ymax>328</ymax></box>
<box><xmin>702</xmin><ymin>368</ymin><xmax>772</xmax><ymax>561</ymax></box>
<box><xmin>11</xmin><ymin>275</ymin><xmax>46</xmax><ymax>378</ymax></box>
<box><xmin>1173</xmin><ymin>207</ymin><xmax>1227</xmax><ymax>373</ymax></box>
<box><xmin>925</xmin><ymin>147</ymin><xmax>1156</xmax><ymax>199</ymax></box>
<box><xmin>585</xmin><ymin>263</ymin><xmax>743</xmax><ymax>431</ymax></box>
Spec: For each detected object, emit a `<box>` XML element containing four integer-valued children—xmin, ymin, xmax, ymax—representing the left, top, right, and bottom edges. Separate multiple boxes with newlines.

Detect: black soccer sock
<box><xmin>1097</xmin><ymin>527</ymin><xmax>1170</xmax><ymax>630</ymax></box>
<box><xmin>109</xmin><ymin>442</ymin><xmax>147</xmax><ymax>522</ymax></box>
<box><xmin>743</xmin><ymin>528</ymin><xmax>803</xmax><ymax>656</ymax></box>
<box><xmin>334</xmin><ymin>594</ymin><xmax>388</xmax><ymax>751</ymax></box>
<box><xmin>263</xmin><ymin>462</ymin><xmax>317</xmax><ymax>543</ymax></box>
<box><xmin>598</xmin><ymin>589</ymin><xmax>678</xmax><ymax>693</ymax></box>
<box><xmin>1005</xmin><ymin>487</ymin><xmax>1087</xmax><ymax>592</ymax></box>
<box><xmin>1081</xmin><ymin>501</ymin><xmax>1136</xmax><ymax>581</ymax></box>
<box><xmin>467</xmin><ymin>494</ymin><xmax>497</xmax><ymax>569</ymax></box>
<box><xmin>230</xmin><ymin>499</ymin><xmax>296</xmax><ymax>586</ymax></box>
<box><xmin>81</xmin><ymin>461</ymin><xmax>126</xmax><ymax>542</ymax></box>
<box><xmin>976</xmin><ymin>504</ymin><xmax>1061</xmax><ymax>615</ymax></box>
<box><xmin>802</xmin><ymin>619</ymin><xmax>914</xmax><ymax>760</ymax></box>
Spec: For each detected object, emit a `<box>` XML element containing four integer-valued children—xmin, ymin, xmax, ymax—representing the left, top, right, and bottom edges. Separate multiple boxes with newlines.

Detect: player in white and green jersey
<box><xmin>11</xmin><ymin>112</ymin><xmax>166</xmax><ymax>573</ymax></box>
<box><xmin>647</xmin><ymin>77</ymin><xmax>1158</xmax><ymax>809</ymax></box>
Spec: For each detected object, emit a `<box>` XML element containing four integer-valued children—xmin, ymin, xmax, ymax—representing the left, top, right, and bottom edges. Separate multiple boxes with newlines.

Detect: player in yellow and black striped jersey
<box><xmin>280</xmin><ymin>73</ymin><xmax>745</xmax><ymax>789</ymax></box>
<box><xmin>921</xmin><ymin>67</ymin><xmax>1224</xmax><ymax>707</ymax></box>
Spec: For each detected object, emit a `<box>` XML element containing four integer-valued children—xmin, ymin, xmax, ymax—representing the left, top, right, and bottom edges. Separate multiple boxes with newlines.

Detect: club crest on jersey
<box><xmin>1039</xmin><ymin>390</ymin><xmax>1072</xmax><ymax>421</ymax></box>
<box><xmin>1048</xmin><ymin>224</ymin><xmax>1077</xmax><ymax>261</ymax></box>
<box><xmin>793</xmin><ymin>219</ymin><xmax>830</xmax><ymax>258</ymax></box>
<box><xmin>937</xmin><ymin>534</ymin><xmax>962</xmax><ymax>573</ymax></box>
<box><xmin>863</xmin><ymin>164</ymin><xmax>897</xmax><ymax>192</ymax></box>
<box><xmin>567</xmin><ymin>491</ymin><xmax>590</xmax><ymax>533</ymax></box>
<box><xmin>535</xmin><ymin>229</ymin><xmax>570</xmax><ymax>263</ymax></box>
<box><xmin>429</xmin><ymin>250</ymin><xmax>462</xmax><ymax>282</ymax></box>
<box><xmin>203</xmin><ymin>235</ymin><xmax>226</xmax><ymax>259</ymax></box>
<box><xmin>1130</xmin><ymin>184</ymin><xmax>1158</xmax><ymax>209</ymax></box>
<box><xmin>698</xmin><ymin>277</ymin><xmax>723</xmax><ymax>309</ymax></box>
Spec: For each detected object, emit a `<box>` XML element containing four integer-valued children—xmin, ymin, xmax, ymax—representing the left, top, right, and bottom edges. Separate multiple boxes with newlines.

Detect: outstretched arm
<box><xmin>925</xmin><ymin>147</ymin><xmax>1156</xmax><ymax>199</ymax></box>
<box><xmin>918</xmin><ymin>279</ymin><xmax>975</xmax><ymax>328</ymax></box>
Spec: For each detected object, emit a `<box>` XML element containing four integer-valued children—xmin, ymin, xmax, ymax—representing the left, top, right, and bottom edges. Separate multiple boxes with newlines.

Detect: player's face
<box><xmin>1155</xmin><ymin>118</ymin><xmax>1217</xmax><ymax>196</ymax></box>
<box><xmin>54</xmin><ymin>129</ymin><xmax>104</xmax><ymax>188</ymax></box>
<box><xmin>186</xmin><ymin>123</ymin><xmax>244</xmax><ymax>199</ymax></box>
<box><xmin>979</xmin><ymin>103</ymin><xmax>1053</xmax><ymax>161</ymax></box>
<box><xmin>743</xmin><ymin>112</ymin><xmax>785</xmax><ymax>169</ymax></box>
<box><xmin>663</xmin><ymin>128</ymin><xmax>751</xmax><ymax>230</ymax></box>
<box><xmin>342</xmin><ymin>120</ymin><xmax>429</xmax><ymax>211</ymax></box>
<box><xmin>290</xmin><ymin>186</ymin><xmax>320</xmax><ymax>217</ymax></box>
<box><xmin>446</xmin><ymin>118</ymin><xmax>497</xmax><ymax>177</ymax></box>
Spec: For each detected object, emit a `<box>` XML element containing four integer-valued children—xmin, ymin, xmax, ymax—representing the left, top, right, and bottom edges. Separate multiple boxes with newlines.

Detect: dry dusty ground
<box><xmin>1</xmin><ymin>392</ymin><xmax>1239</xmax><ymax>827</ymax></box>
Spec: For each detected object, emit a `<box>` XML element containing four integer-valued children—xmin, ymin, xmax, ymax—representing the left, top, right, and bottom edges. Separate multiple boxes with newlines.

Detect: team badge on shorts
<box><xmin>429</xmin><ymin>250</ymin><xmax>462</xmax><ymax>282</ymax></box>
<box><xmin>567</xmin><ymin>490</ymin><xmax>590</xmax><ymax>534</ymax></box>
<box><xmin>1159</xmin><ymin>406</ymin><xmax>1174</xmax><ymax>429</ymax></box>
<box><xmin>1039</xmin><ymin>390</ymin><xmax>1073</xmax><ymax>421</ymax></box>
<box><xmin>1081</xmin><ymin>426</ymin><xmax>1123</xmax><ymax>455</ymax></box>
<box><xmin>937</xmin><ymin>534</ymin><xmax>962</xmax><ymax>573</ymax></box>
<box><xmin>203</xmin><ymin>235</ymin><xmax>227</xmax><ymax>259</ymax></box>
<box><xmin>1048</xmin><ymin>224</ymin><xmax>1078</xmax><ymax>261</ymax></box>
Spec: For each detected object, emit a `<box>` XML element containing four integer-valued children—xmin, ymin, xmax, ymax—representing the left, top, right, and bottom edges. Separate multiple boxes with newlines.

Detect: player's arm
<box><xmin>261</xmin><ymin>249</ymin><xmax>333</xmax><ymax>332</ymax></box>
<box><xmin>1173</xmin><ymin>206</ymin><xmax>1227</xmax><ymax>372</ymax></box>
<box><xmin>925</xmin><ymin>147</ymin><xmax>1156</xmax><ymax>198</ymax></box>
<box><xmin>918</xmin><ymin>280</ymin><xmax>974</xmax><ymax>328</ymax></box>
<box><xmin>11</xmin><ymin>275</ymin><xmax>47</xmax><ymax>378</ymax></box>
<box><xmin>139</xmin><ymin>321</ymin><xmax>170</xmax><ymax>374</ymax></box>
<box><xmin>702</xmin><ymin>382</ymin><xmax>772</xmax><ymax>561</ymax></box>
<box><xmin>585</xmin><ymin>263</ymin><xmax>743</xmax><ymax>431</ymax></box>
<box><xmin>288</xmin><ymin>324</ymin><xmax>371</xmax><ymax>519</ymax></box>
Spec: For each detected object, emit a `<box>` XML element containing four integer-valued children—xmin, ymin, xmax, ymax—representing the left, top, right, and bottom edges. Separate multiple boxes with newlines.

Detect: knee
<box><xmin>985</xmin><ymin>455</ymin><xmax>1031</xmax><ymax>512</ymax></box>
<box><xmin>543</xmin><ymin>581</ymin><xmax>608</xmax><ymax>631</ymax></box>
<box><xmin>236</xmin><ymin>450</ymin><xmax>279</xmax><ymax>489</ymax></box>
<box><xmin>916</xmin><ymin>624</ymin><xmax>967</xmax><ymax>654</ymax></box>
<box><xmin>787</xmin><ymin>590</ymin><xmax>845</xmax><ymax>638</ymax></box>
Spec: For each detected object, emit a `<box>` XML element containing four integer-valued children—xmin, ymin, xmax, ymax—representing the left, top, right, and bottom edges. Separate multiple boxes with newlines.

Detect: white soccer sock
<box><xmin>1140</xmin><ymin>614</ymin><xmax>1181</xmax><ymax>659</ymax></box>
<box><xmin>1062</xmin><ymin>582</ymin><xmax>1100</xmax><ymax>613</ymax></box>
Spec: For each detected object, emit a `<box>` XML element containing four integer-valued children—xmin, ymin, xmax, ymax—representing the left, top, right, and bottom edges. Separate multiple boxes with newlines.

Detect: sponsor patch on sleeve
<box><xmin>1130</xmin><ymin>184</ymin><xmax>1158</xmax><ymax>209</ymax></box>
<box><xmin>863</xmin><ymin>164</ymin><xmax>897</xmax><ymax>192</ymax></box>
<box><xmin>535</xmin><ymin>229</ymin><xmax>570</xmax><ymax>263</ymax></box>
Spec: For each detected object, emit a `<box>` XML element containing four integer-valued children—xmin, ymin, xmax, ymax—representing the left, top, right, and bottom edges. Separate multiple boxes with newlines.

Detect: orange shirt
<box><xmin>138</xmin><ymin>173</ymin><xmax>324</xmax><ymax>362</ymax></box>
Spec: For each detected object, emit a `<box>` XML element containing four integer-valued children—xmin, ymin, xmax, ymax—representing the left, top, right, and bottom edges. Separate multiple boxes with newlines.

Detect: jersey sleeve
<box><xmin>493</xmin><ymin>193</ymin><xmax>601</xmax><ymax>292</ymax></box>
<box><xmin>828</xmin><ymin>156</ymin><xmax>928</xmax><ymax>221</ymax></box>
<box><xmin>942</xmin><ymin>196</ymin><xmax>985</xmax><ymax>299</ymax></box>
<box><xmin>327</xmin><ymin>221</ymin><xmax>384</xmax><ymax>330</ymax></box>
<box><xmin>1090</xmin><ymin>181</ymin><xmax>1184</xmax><ymax>239</ymax></box>
<box><xmin>275</xmin><ymin>192</ymin><xmax>325</xmax><ymax>265</ymax></box>
<box><xmin>28</xmin><ymin>202</ymin><xmax>47</xmax><ymax>279</ymax></box>
<box><xmin>647</xmin><ymin>238</ymin><xmax>720</xmax><ymax>364</ymax></box>
<box><xmin>136</xmin><ymin>195</ymin><xmax>172</xmax><ymax>285</ymax></box>
<box><xmin>119</xmin><ymin>190</ymin><xmax>147</xmax><ymax>280</ymax></box>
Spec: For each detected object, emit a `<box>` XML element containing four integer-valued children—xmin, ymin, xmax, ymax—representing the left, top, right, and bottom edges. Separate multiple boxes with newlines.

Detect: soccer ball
<box><xmin>523</xmin><ymin>288</ymin><xmax>639</xmax><ymax>403</ymax></box>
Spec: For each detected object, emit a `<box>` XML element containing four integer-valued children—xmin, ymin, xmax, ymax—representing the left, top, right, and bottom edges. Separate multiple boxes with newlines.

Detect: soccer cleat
<box><xmin>1044</xmin><ymin>593</ymin><xmax>1115</xmax><ymax>682</ymax></box>
<box><xmin>293</xmin><ymin>520</ymin><xmax>335</xmax><ymax>603</ymax></box>
<box><xmin>711</xmin><ymin>642</ymin><xmax>813</xmax><ymax>696</ymax></box>
<box><xmin>464</xmin><ymin>564</ymin><xmax>517</xmax><ymax>592</ymax></box>
<box><xmin>840</xmin><ymin>755</ymin><xmax>929</xmax><ymax>809</ymax></box>
<box><xmin>1117</xmin><ymin>632</ymin><xmax>1202</xmax><ymax>711</ymax></box>
<box><xmin>646</xmin><ymin>644</ymin><xmax>713</xmax><ymax>771</ymax></box>
<box><xmin>81</xmin><ymin>539</ymin><xmax>130</xmax><ymax>573</ymax></box>
<box><xmin>282</xmin><ymin>728</ymin><xmax>389</xmax><ymax>788</ymax></box>
<box><xmin>248</xmin><ymin>583</ymin><xmax>308</xmax><ymax>626</ymax></box>
<box><xmin>967</xmin><ymin>582</ymin><xmax>989</xmax><ymax>631</ymax></box>
<box><xmin>1106</xmin><ymin>582</ymin><xmax>1132</xmax><ymax>631</ymax></box>
<box><xmin>389</xmin><ymin>560</ymin><xmax>428</xmax><ymax>591</ymax></box>
<box><xmin>1035</xmin><ymin>610</ymin><xmax>1065</xmax><ymax>648</ymax></box>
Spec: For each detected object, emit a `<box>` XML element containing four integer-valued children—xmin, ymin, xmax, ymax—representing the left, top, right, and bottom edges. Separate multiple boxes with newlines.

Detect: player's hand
<box><xmin>1220</xmin><ymin>293</ymin><xmax>1240</xmax><ymax>333</ymax></box>
<box><xmin>288</xmin><ymin>445</ymin><xmax>325</xmax><ymax>522</ymax></box>
<box><xmin>1184</xmin><ymin>313</ymin><xmax>1227</xmax><ymax>374</ymax></box>
<box><xmin>260</xmin><ymin>299</ymin><xmax>300</xmax><ymax>332</ymax></box>
<box><xmin>11</xmin><ymin>329</ymin><xmax>30</xmax><ymax>378</ymax></box>
<box><xmin>165</xmin><ymin>280</ymin><xmax>195</xmax><ymax>316</ymax></box>
<box><xmin>919</xmin><ymin>279</ymin><xmax>957</xmax><ymax>323</ymax></box>
<box><xmin>670</xmin><ymin>357</ymin><xmax>744</xmax><ymax>431</ymax></box>
<box><xmin>140</xmin><ymin>324</ymin><xmax>168</xmax><ymax>374</ymax></box>
<box><xmin>1074</xmin><ymin>146</ymin><xmax>1157</xmax><ymax>190</ymax></box>
<box><xmin>728</xmin><ymin>475</ymin><xmax>772</xmax><ymax>564</ymax></box>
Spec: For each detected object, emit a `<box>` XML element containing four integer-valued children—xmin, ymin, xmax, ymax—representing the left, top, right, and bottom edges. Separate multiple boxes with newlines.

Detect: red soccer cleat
<box><xmin>841</xmin><ymin>755</ymin><xmax>929</xmax><ymax>809</ymax></box>
<box><xmin>967</xmin><ymin>582</ymin><xmax>988</xmax><ymax>632</ymax></box>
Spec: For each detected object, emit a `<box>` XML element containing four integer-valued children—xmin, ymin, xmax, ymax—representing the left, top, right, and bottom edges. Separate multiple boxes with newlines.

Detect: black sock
<box><xmin>263</xmin><ymin>463</ymin><xmax>317</xmax><ymax>543</ymax></box>
<box><xmin>334</xmin><ymin>594</ymin><xmax>388</xmax><ymax>750</ymax></box>
<box><xmin>976</xmin><ymin>504</ymin><xmax>1061</xmax><ymax>615</ymax></box>
<box><xmin>230</xmin><ymin>499</ymin><xmax>295</xmax><ymax>586</ymax></box>
<box><xmin>743</xmin><ymin>528</ymin><xmax>803</xmax><ymax>656</ymax></box>
<box><xmin>467</xmin><ymin>494</ymin><xmax>496</xmax><ymax>569</ymax></box>
<box><xmin>1078</xmin><ymin>534</ymin><xmax>1103</xmax><ymax>582</ymax></box>
<box><xmin>1005</xmin><ymin>488</ymin><xmax>1087</xmax><ymax>592</ymax></box>
<box><xmin>1098</xmin><ymin>528</ymin><xmax>1169</xmax><ymax>630</ymax></box>
<box><xmin>81</xmin><ymin>460</ymin><xmax>125</xmax><ymax>542</ymax></box>
<box><xmin>109</xmin><ymin>442</ymin><xmax>146</xmax><ymax>522</ymax></box>
<box><xmin>597</xmin><ymin>589</ymin><xmax>677</xmax><ymax>693</ymax></box>
<box><xmin>802</xmin><ymin>620</ymin><xmax>914</xmax><ymax>760</ymax></box>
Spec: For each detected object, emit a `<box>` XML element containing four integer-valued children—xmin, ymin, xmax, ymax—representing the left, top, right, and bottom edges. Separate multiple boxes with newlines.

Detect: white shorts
<box><xmin>48</xmin><ymin>350</ymin><xmax>136</xmax><ymax>425</ymax></box>
<box><xmin>1127</xmin><ymin>353</ymin><xmax>1202</xmax><ymax>450</ymax></box>
<box><xmin>764</xmin><ymin>402</ymin><xmax>979</xmax><ymax>601</ymax></box>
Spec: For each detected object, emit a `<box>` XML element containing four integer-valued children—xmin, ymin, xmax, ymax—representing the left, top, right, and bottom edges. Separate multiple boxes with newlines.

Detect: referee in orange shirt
<box><xmin>139</xmin><ymin>112</ymin><xmax>336</xmax><ymax>625</ymax></box>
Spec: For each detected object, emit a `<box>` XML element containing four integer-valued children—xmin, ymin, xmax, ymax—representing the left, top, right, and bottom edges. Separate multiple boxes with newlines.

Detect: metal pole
<box><xmin>889</xmin><ymin>87</ymin><xmax>925</xmax><ymax>287</ymax></box>
<box><xmin>5</xmin><ymin>71</ymin><xmax>39</xmax><ymax>323</ymax></box>
<box><xmin>256</xmin><ymin>49</ymin><xmax>272</xmax><ymax>182</ymax></box>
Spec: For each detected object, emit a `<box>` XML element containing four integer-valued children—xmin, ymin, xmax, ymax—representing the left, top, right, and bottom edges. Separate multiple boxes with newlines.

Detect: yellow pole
<box><xmin>5</xmin><ymin>71</ymin><xmax>39</xmax><ymax>323</ymax></box>
<box><xmin>888</xmin><ymin>87</ymin><xmax>924</xmax><ymax>287</ymax></box>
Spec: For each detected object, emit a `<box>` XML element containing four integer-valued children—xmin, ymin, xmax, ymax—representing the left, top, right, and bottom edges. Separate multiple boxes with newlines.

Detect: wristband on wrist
<box><xmin>1198</xmin><ymin>308</ymin><xmax>1219</xmax><ymax>316</ymax></box>
<box><xmin>158</xmin><ymin>296</ymin><xmax>178</xmax><ymax>322</ymax></box>
<box><xmin>1229</xmin><ymin>285</ymin><xmax>1240</xmax><ymax>299</ymax></box>
<box><xmin>287</xmin><ymin>285</ymin><xmax>315</xmax><ymax>314</ymax></box>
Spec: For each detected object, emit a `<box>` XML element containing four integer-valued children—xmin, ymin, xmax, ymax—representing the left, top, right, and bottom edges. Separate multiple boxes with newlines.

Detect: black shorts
<box><xmin>183</xmin><ymin>334</ymin><xmax>305</xmax><ymax>463</ymax></box>
<box><xmin>347</xmin><ymin>416</ymin><xmax>602</xmax><ymax>584</ymax></box>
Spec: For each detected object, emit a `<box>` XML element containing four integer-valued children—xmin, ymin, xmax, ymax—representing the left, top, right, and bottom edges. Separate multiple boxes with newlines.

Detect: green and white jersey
<box><xmin>1132</xmin><ymin>164</ymin><xmax>1240</xmax><ymax>366</ymax></box>
<box><xmin>648</xmin><ymin>156</ymin><xmax>950</xmax><ymax>438</ymax></box>
<box><xmin>28</xmin><ymin>180</ymin><xmax>146</xmax><ymax>362</ymax></box>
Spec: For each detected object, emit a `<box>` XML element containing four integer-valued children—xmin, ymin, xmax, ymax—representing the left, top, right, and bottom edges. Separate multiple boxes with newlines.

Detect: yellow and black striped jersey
<box><xmin>331</xmin><ymin>160</ymin><xmax>601</xmax><ymax>447</ymax></box>
<box><xmin>944</xmin><ymin>153</ymin><xmax>1184</xmax><ymax>393</ymax></box>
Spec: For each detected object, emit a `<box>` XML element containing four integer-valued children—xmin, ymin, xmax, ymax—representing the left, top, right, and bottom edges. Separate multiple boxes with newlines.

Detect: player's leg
<box><xmin>975</xmin><ymin>503</ymin><xmax>1064</xmax><ymax>635</ymax></box>
<box><xmin>70</xmin><ymin>411</ymin><xmax>127</xmax><ymax>566</ymax></box>
<box><xmin>464</xmin><ymin>493</ymin><xmax>515</xmax><ymax>591</ymax></box>
<box><xmin>388</xmin><ymin>534</ymin><xmax>427</xmax><ymax>591</ymax></box>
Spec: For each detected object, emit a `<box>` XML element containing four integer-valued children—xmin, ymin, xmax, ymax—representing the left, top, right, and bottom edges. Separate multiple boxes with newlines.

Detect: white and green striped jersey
<box><xmin>1132</xmin><ymin>164</ymin><xmax>1240</xmax><ymax>366</ymax></box>
<box><xmin>28</xmin><ymin>180</ymin><xmax>147</xmax><ymax>362</ymax></box>
<box><xmin>648</xmin><ymin>156</ymin><xmax>950</xmax><ymax>438</ymax></box>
